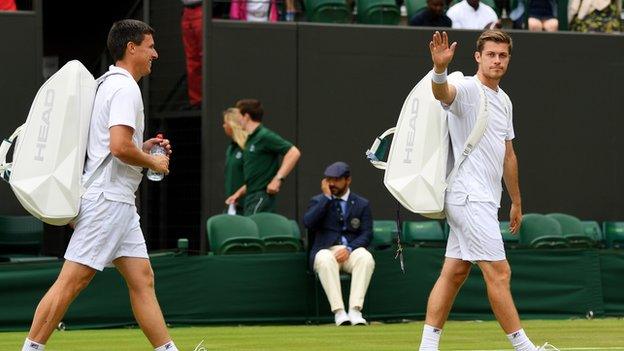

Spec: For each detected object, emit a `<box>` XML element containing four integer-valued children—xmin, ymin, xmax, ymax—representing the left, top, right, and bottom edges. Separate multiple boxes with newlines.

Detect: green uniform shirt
<box><xmin>224</xmin><ymin>141</ymin><xmax>245</xmax><ymax>198</ymax></box>
<box><xmin>243</xmin><ymin>125</ymin><xmax>293</xmax><ymax>193</ymax></box>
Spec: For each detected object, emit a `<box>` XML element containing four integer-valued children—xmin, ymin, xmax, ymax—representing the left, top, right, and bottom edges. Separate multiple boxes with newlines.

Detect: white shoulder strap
<box><xmin>445</xmin><ymin>77</ymin><xmax>489</xmax><ymax>189</ymax></box>
<box><xmin>82</xmin><ymin>71</ymin><xmax>126</xmax><ymax>190</ymax></box>
<box><xmin>0</xmin><ymin>124</ymin><xmax>26</xmax><ymax>182</ymax></box>
<box><xmin>365</xmin><ymin>127</ymin><xmax>396</xmax><ymax>170</ymax></box>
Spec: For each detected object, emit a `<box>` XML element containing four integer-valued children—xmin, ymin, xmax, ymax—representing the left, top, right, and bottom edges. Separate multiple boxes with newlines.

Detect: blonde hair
<box><xmin>223</xmin><ymin>107</ymin><xmax>247</xmax><ymax>149</ymax></box>
<box><xmin>476</xmin><ymin>29</ymin><xmax>513</xmax><ymax>54</ymax></box>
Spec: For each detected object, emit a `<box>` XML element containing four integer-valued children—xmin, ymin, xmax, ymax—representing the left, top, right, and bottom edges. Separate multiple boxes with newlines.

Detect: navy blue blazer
<box><xmin>303</xmin><ymin>191</ymin><xmax>373</xmax><ymax>269</ymax></box>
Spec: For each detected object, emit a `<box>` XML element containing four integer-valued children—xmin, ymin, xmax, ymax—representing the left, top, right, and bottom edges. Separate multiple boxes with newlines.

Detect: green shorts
<box><xmin>244</xmin><ymin>191</ymin><xmax>276</xmax><ymax>216</ymax></box>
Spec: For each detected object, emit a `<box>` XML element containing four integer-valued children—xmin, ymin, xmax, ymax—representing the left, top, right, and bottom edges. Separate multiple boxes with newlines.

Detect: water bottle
<box><xmin>227</xmin><ymin>203</ymin><xmax>237</xmax><ymax>215</ymax></box>
<box><xmin>147</xmin><ymin>133</ymin><xmax>166</xmax><ymax>182</ymax></box>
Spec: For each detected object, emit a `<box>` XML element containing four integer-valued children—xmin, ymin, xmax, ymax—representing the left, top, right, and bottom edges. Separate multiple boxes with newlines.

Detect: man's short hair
<box><xmin>107</xmin><ymin>19</ymin><xmax>155</xmax><ymax>62</ymax></box>
<box><xmin>476</xmin><ymin>29</ymin><xmax>513</xmax><ymax>54</ymax></box>
<box><xmin>236</xmin><ymin>99</ymin><xmax>264</xmax><ymax>122</ymax></box>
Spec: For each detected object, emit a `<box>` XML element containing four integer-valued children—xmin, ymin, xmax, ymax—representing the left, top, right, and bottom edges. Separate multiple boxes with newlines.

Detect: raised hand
<box><xmin>429</xmin><ymin>31</ymin><xmax>457</xmax><ymax>72</ymax></box>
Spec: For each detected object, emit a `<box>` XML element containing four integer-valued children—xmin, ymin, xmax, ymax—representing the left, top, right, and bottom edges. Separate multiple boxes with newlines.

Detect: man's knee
<box><xmin>134</xmin><ymin>267</ymin><xmax>155</xmax><ymax>290</ymax></box>
<box><xmin>56</xmin><ymin>270</ymin><xmax>94</xmax><ymax>295</ymax></box>
<box><xmin>441</xmin><ymin>262</ymin><xmax>471</xmax><ymax>286</ymax></box>
<box><xmin>352</xmin><ymin>248</ymin><xmax>375</xmax><ymax>270</ymax></box>
<box><xmin>481</xmin><ymin>261</ymin><xmax>512</xmax><ymax>288</ymax></box>
<box><xmin>314</xmin><ymin>250</ymin><xmax>337</xmax><ymax>271</ymax></box>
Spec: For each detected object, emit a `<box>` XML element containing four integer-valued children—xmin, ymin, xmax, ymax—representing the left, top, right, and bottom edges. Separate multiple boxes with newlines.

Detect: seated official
<box><xmin>409</xmin><ymin>0</ymin><xmax>453</xmax><ymax>27</ymax></box>
<box><xmin>303</xmin><ymin>162</ymin><xmax>375</xmax><ymax>326</ymax></box>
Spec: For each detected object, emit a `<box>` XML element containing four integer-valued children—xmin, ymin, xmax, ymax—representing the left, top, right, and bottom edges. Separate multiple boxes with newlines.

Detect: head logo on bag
<box><xmin>0</xmin><ymin>60</ymin><xmax>118</xmax><ymax>226</ymax></box>
<box><xmin>366</xmin><ymin>71</ymin><xmax>489</xmax><ymax>219</ymax></box>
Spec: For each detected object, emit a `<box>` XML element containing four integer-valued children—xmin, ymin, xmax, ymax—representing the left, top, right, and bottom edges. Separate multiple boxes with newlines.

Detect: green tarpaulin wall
<box><xmin>0</xmin><ymin>248</ymin><xmax>621</xmax><ymax>331</ymax></box>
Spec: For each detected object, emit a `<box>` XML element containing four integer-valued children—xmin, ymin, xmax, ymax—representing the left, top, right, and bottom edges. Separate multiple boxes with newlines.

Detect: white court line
<box><xmin>463</xmin><ymin>348</ymin><xmax>624</xmax><ymax>351</ymax></box>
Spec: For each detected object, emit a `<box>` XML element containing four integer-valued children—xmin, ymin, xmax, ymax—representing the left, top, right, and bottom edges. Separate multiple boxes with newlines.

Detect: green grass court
<box><xmin>2</xmin><ymin>319</ymin><xmax>623</xmax><ymax>350</ymax></box>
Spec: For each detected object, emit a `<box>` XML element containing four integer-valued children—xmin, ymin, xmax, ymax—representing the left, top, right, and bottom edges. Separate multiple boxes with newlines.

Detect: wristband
<box><xmin>432</xmin><ymin>69</ymin><xmax>448</xmax><ymax>84</ymax></box>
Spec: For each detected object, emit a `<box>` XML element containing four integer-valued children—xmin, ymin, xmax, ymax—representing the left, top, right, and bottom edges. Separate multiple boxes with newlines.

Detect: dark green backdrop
<box><xmin>1</xmin><ymin>248</ymin><xmax>621</xmax><ymax>331</ymax></box>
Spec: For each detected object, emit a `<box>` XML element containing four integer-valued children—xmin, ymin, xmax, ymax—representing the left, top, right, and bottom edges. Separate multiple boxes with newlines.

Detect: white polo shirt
<box><xmin>445</xmin><ymin>76</ymin><xmax>514</xmax><ymax>207</ymax></box>
<box><xmin>447</xmin><ymin>0</ymin><xmax>498</xmax><ymax>29</ymax></box>
<box><xmin>82</xmin><ymin>65</ymin><xmax>145</xmax><ymax>205</ymax></box>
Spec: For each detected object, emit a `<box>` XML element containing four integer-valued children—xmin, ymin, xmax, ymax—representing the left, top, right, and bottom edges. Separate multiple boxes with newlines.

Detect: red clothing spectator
<box><xmin>181</xmin><ymin>1</ymin><xmax>203</xmax><ymax>107</ymax></box>
<box><xmin>0</xmin><ymin>0</ymin><xmax>17</xmax><ymax>11</ymax></box>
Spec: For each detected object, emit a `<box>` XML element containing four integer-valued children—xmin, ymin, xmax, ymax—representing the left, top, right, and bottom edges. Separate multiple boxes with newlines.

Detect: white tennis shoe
<box><xmin>537</xmin><ymin>342</ymin><xmax>560</xmax><ymax>351</ymax></box>
<box><xmin>348</xmin><ymin>308</ymin><xmax>367</xmax><ymax>325</ymax></box>
<box><xmin>334</xmin><ymin>309</ymin><xmax>350</xmax><ymax>326</ymax></box>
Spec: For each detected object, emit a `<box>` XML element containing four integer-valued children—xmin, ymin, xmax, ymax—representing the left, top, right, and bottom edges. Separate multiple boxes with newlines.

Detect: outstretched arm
<box><xmin>266</xmin><ymin>146</ymin><xmax>301</xmax><ymax>194</ymax></box>
<box><xmin>503</xmin><ymin>140</ymin><xmax>522</xmax><ymax>234</ymax></box>
<box><xmin>429</xmin><ymin>31</ymin><xmax>458</xmax><ymax>106</ymax></box>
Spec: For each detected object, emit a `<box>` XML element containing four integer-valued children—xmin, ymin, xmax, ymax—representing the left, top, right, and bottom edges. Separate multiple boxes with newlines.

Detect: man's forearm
<box><xmin>503</xmin><ymin>154</ymin><xmax>521</xmax><ymax>205</ymax></box>
<box><xmin>275</xmin><ymin>146</ymin><xmax>301</xmax><ymax>179</ymax></box>
<box><xmin>235</xmin><ymin>185</ymin><xmax>247</xmax><ymax>197</ymax></box>
<box><xmin>111</xmin><ymin>142</ymin><xmax>154</xmax><ymax>169</ymax></box>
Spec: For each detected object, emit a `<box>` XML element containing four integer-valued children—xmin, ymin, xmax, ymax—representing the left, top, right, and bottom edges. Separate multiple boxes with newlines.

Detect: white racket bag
<box><xmin>0</xmin><ymin>60</ymin><xmax>113</xmax><ymax>226</ymax></box>
<box><xmin>366</xmin><ymin>71</ymin><xmax>488</xmax><ymax>219</ymax></box>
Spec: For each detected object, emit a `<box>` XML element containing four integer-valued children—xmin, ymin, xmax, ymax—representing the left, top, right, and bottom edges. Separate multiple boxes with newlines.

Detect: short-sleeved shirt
<box><xmin>409</xmin><ymin>8</ymin><xmax>453</xmax><ymax>27</ymax></box>
<box><xmin>243</xmin><ymin>125</ymin><xmax>293</xmax><ymax>193</ymax></box>
<box><xmin>82</xmin><ymin>65</ymin><xmax>145</xmax><ymax>205</ymax></box>
<box><xmin>446</xmin><ymin>0</ymin><xmax>498</xmax><ymax>29</ymax></box>
<box><xmin>225</xmin><ymin>141</ymin><xmax>245</xmax><ymax>197</ymax></box>
<box><xmin>445</xmin><ymin>76</ymin><xmax>514</xmax><ymax>207</ymax></box>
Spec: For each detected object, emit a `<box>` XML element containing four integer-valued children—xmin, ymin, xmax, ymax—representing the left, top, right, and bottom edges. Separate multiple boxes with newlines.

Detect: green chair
<box><xmin>371</xmin><ymin>220</ymin><xmax>397</xmax><ymax>250</ymax></box>
<box><xmin>0</xmin><ymin>215</ymin><xmax>44</xmax><ymax>256</ymax></box>
<box><xmin>290</xmin><ymin>219</ymin><xmax>301</xmax><ymax>239</ymax></box>
<box><xmin>206</xmin><ymin>214</ymin><xmax>265</xmax><ymax>255</ymax></box>
<box><xmin>499</xmin><ymin>220</ymin><xmax>519</xmax><ymax>248</ymax></box>
<box><xmin>405</xmin><ymin>0</ymin><xmax>428</xmax><ymax>20</ymax></box>
<box><xmin>602</xmin><ymin>222</ymin><xmax>624</xmax><ymax>249</ymax></box>
<box><xmin>581</xmin><ymin>220</ymin><xmax>603</xmax><ymax>245</ymax></box>
<box><xmin>249</xmin><ymin>213</ymin><xmax>302</xmax><ymax>253</ymax></box>
<box><xmin>357</xmin><ymin>0</ymin><xmax>401</xmax><ymax>25</ymax></box>
<box><xmin>547</xmin><ymin>213</ymin><xmax>596</xmax><ymax>248</ymax></box>
<box><xmin>306</xmin><ymin>0</ymin><xmax>352</xmax><ymax>23</ymax></box>
<box><xmin>519</xmin><ymin>213</ymin><xmax>569</xmax><ymax>249</ymax></box>
<box><xmin>402</xmin><ymin>220</ymin><xmax>446</xmax><ymax>247</ymax></box>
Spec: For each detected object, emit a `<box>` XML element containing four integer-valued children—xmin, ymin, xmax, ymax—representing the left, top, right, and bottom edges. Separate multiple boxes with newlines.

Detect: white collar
<box><xmin>108</xmin><ymin>65</ymin><xmax>134</xmax><ymax>80</ymax></box>
<box><xmin>335</xmin><ymin>188</ymin><xmax>351</xmax><ymax>202</ymax></box>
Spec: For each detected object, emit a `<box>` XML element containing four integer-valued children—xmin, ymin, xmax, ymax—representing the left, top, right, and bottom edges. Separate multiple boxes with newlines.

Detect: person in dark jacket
<box><xmin>303</xmin><ymin>161</ymin><xmax>375</xmax><ymax>326</ymax></box>
<box><xmin>409</xmin><ymin>0</ymin><xmax>453</xmax><ymax>27</ymax></box>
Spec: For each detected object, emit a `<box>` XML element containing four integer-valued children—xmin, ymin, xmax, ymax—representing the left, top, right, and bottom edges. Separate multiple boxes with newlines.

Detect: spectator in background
<box><xmin>527</xmin><ymin>0</ymin><xmax>558</xmax><ymax>31</ymax></box>
<box><xmin>226</xmin><ymin>99</ymin><xmax>301</xmax><ymax>215</ymax></box>
<box><xmin>230</xmin><ymin>0</ymin><xmax>297</xmax><ymax>21</ymax></box>
<box><xmin>223</xmin><ymin>108</ymin><xmax>247</xmax><ymax>214</ymax></box>
<box><xmin>409</xmin><ymin>0</ymin><xmax>453</xmax><ymax>27</ymax></box>
<box><xmin>447</xmin><ymin>0</ymin><xmax>499</xmax><ymax>29</ymax></box>
<box><xmin>303</xmin><ymin>162</ymin><xmax>375</xmax><ymax>326</ymax></box>
<box><xmin>568</xmin><ymin>0</ymin><xmax>621</xmax><ymax>33</ymax></box>
<box><xmin>0</xmin><ymin>0</ymin><xmax>16</xmax><ymax>11</ymax></box>
<box><xmin>180</xmin><ymin>0</ymin><xmax>203</xmax><ymax>109</ymax></box>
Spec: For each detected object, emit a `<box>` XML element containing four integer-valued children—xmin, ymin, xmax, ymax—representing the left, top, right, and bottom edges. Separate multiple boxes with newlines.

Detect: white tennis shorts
<box><xmin>445</xmin><ymin>198</ymin><xmax>505</xmax><ymax>262</ymax></box>
<box><xmin>64</xmin><ymin>194</ymin><xmax>148</xmax><ymax>271</ymax></box>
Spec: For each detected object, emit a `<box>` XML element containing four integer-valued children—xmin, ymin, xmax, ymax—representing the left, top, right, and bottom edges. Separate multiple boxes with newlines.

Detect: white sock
<box><xmin>22</xmin><ymin>338</ymin><xmax>45</xmax><ymax>351</ymax></box>
<box><xmin>154</xmin><ymin>341</ymin><xmax>178</xmax><ymax>351</ymax></box>
<box><xmin>419</xmin><ymin>324</ymin><xmax>443</xmax><ymax>351</ymax></box>
<box><xmin>507</xmin><ymin>329</ymin><xmax>537</xmax><ymax>351</ymax></box>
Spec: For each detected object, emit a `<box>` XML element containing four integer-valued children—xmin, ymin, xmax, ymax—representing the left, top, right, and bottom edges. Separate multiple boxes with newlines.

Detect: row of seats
<box><xmin>306</xmin><ymin>0</ymin><xmax>401</xmax><ymax>24</ymax></box>
<box><xmin>3</xmin><ymin>212</ymin><xmax>623</xmax><ymax>258</ymax></box>
<box><xmin>306</xmin><ymin>0</ymin><xmax>502</xmax><ymax>25</ymax></box>
<box><xmin>206</xmin><ymin>213</ymin><xmax>302</xmax><ymax>254</ymax></box>
<box><xmin>371</xmin><ymin>213</ymin><xmax>624</xmax><ymax>250</ymax></box>
<box><xmin>0</xmin><ymin>215</ymin><xmax>44</xmax><ymax>257</ymax></box>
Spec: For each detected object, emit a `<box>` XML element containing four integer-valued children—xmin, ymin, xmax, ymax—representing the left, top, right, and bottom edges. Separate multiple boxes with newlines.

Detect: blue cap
<box><xmin>324</xmin><ymin>161</ymin><xmax>350</xmax><ymax>178</ymax></box>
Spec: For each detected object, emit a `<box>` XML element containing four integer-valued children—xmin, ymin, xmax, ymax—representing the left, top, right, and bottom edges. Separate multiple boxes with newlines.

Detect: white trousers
<box><xmin>313</xmin><ymin>245</ymin><xmax>375</xmax><ymax>312</ymax></box>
